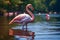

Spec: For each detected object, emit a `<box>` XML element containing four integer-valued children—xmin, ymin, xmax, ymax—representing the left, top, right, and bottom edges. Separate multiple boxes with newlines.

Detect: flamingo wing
<box><xmin>14</xmin><ymin>14</ymin><xmax>31</xmax><ymax>24</ymax></box>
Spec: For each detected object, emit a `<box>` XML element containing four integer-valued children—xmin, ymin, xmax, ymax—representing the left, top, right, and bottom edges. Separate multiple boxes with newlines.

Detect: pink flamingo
<box><xmin>9</xmin><ymin>4</ymin><xmax>34</xmax><ymax>31</ymax></box>
<box><xmin>46</xmin><ymin>14</ymin><xmax>50</xmax><ymax>20</ymax></box>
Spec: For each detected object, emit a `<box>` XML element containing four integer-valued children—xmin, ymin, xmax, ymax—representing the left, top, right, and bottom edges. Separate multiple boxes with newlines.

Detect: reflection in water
<box><xmin>12</xmin><ymin>21</ymin><xmax>60</xmax><ymax>40</ymax></box>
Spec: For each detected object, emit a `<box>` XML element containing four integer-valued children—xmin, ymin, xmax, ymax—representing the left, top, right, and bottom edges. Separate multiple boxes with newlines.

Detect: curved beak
<box><xmin>31</xmin><ymin>6</ymin><xmax>34</xmax><ymax>11</ymax></box>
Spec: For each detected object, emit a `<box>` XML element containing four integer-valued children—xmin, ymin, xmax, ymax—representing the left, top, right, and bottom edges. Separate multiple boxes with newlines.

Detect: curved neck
<box><xmin>26</xmin><ymin>6</ymin><xmax>34</xmax><ymax>21</ymax></box>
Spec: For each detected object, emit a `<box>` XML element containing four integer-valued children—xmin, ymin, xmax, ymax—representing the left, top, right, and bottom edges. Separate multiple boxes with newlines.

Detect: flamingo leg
<box><xmin>22</xmin><ymin>24</ymin><xmax>24</xmax><ymax>31</ymax></box>
<box><xmin>26</xmin><ymin>24</ymin><xmax>28</xmax><ymax>31</ymax></box>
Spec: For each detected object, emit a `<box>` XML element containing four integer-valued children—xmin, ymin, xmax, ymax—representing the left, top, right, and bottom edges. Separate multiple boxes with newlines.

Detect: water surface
<box><xmin>11</xmin><ymin>14</ymin><xmax>60</xmax><ymax>40</ymax></box>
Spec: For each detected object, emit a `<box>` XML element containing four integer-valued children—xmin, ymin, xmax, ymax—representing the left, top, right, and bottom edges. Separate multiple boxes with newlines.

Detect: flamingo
<box><xmin>46</xmin><ymin>14</ymin><xmax>50</xmax><ymax>20</ymax></box>
<box><xmin>9</xmin><ymin>4</ymin><xmax>35</xmax><ymax>31</ymax></box>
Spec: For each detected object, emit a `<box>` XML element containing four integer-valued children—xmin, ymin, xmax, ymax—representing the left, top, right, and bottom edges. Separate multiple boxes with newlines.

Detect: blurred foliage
<box><xmin>34</xmin><ymin>0</ymin><xmax>57</xmax><ymax>12</ymax></box>
<box><xmin>0</xmin><ymin>0</ymin><xmax>60</xmax><ymax>13</ymax></box>
<box><xmin>0</xmin><ymin>0</ymin><xmax>23</xmax><ymax>12</ymax></box>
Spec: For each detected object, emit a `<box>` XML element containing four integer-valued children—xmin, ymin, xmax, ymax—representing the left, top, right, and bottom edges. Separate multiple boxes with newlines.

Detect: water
<box><xmin>11</xmin><ymin>14</ymin><xmax>60</xmax><ymax>40</ymax></box>
<box><xmin>12</xmin><ymin>21</ymin><xmax>60</xmax><ymax>40</ymax></box>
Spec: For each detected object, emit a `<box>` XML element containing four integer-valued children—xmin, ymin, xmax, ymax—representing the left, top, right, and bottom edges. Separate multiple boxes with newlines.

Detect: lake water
<box><xmin>11</xmin><ymin>14</ymin><xmax>60</xmax><ymax>40</ymax></box>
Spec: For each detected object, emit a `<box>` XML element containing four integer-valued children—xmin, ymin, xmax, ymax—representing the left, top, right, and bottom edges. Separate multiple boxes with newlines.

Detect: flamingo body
<box><xmin>46</xmin><ymin>14</ymin><xmax>50</xmax><ymax>20</ymax></box>
<box><xmin>14</xmin><ymin>13</ymin><xmax>31</xmax><ymax>24</ymax></box>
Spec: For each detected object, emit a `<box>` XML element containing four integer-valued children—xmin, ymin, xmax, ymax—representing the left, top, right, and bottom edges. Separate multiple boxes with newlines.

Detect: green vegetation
<box><xmin>0</xmin><ymin>0</ymin><xmax>60</xmax><ymax>13</ymax></box>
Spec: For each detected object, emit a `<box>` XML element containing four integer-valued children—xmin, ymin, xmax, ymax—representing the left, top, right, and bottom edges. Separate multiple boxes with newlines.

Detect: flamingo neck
<box><xmin>26</xmin><ymin>6</ymin><xmax>34</xmax><ymax>21</ymax></box>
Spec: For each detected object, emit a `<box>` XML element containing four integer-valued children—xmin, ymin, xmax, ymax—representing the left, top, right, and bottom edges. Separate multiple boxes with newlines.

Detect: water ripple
<box><xmin>12</xmin><ymin>22</ymin><xmax>60</xmax><ymax>40</ymax></box>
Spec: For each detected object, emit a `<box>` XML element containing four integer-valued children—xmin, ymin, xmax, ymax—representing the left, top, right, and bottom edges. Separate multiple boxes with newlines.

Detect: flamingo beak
<box><xmin>31</xmin><ymin>7</ymin><xmax>34</xmax><ymax>11</ymax></box>
<box><xmin>32</xmin><ymin>7</ymin><xmax>34</xmax><ymax>11</ymax></box>
<box><xmin>29</xmin><ymin>5</ymin><xmax>34</xmax><ymax>11</ymax></box>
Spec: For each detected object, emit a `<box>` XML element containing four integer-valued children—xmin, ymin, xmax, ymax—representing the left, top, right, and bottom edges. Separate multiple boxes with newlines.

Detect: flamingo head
<box><xmin>27</xmin><ymin>4</ymin><xmax>34</xmax><ymax>11</ymax></box>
